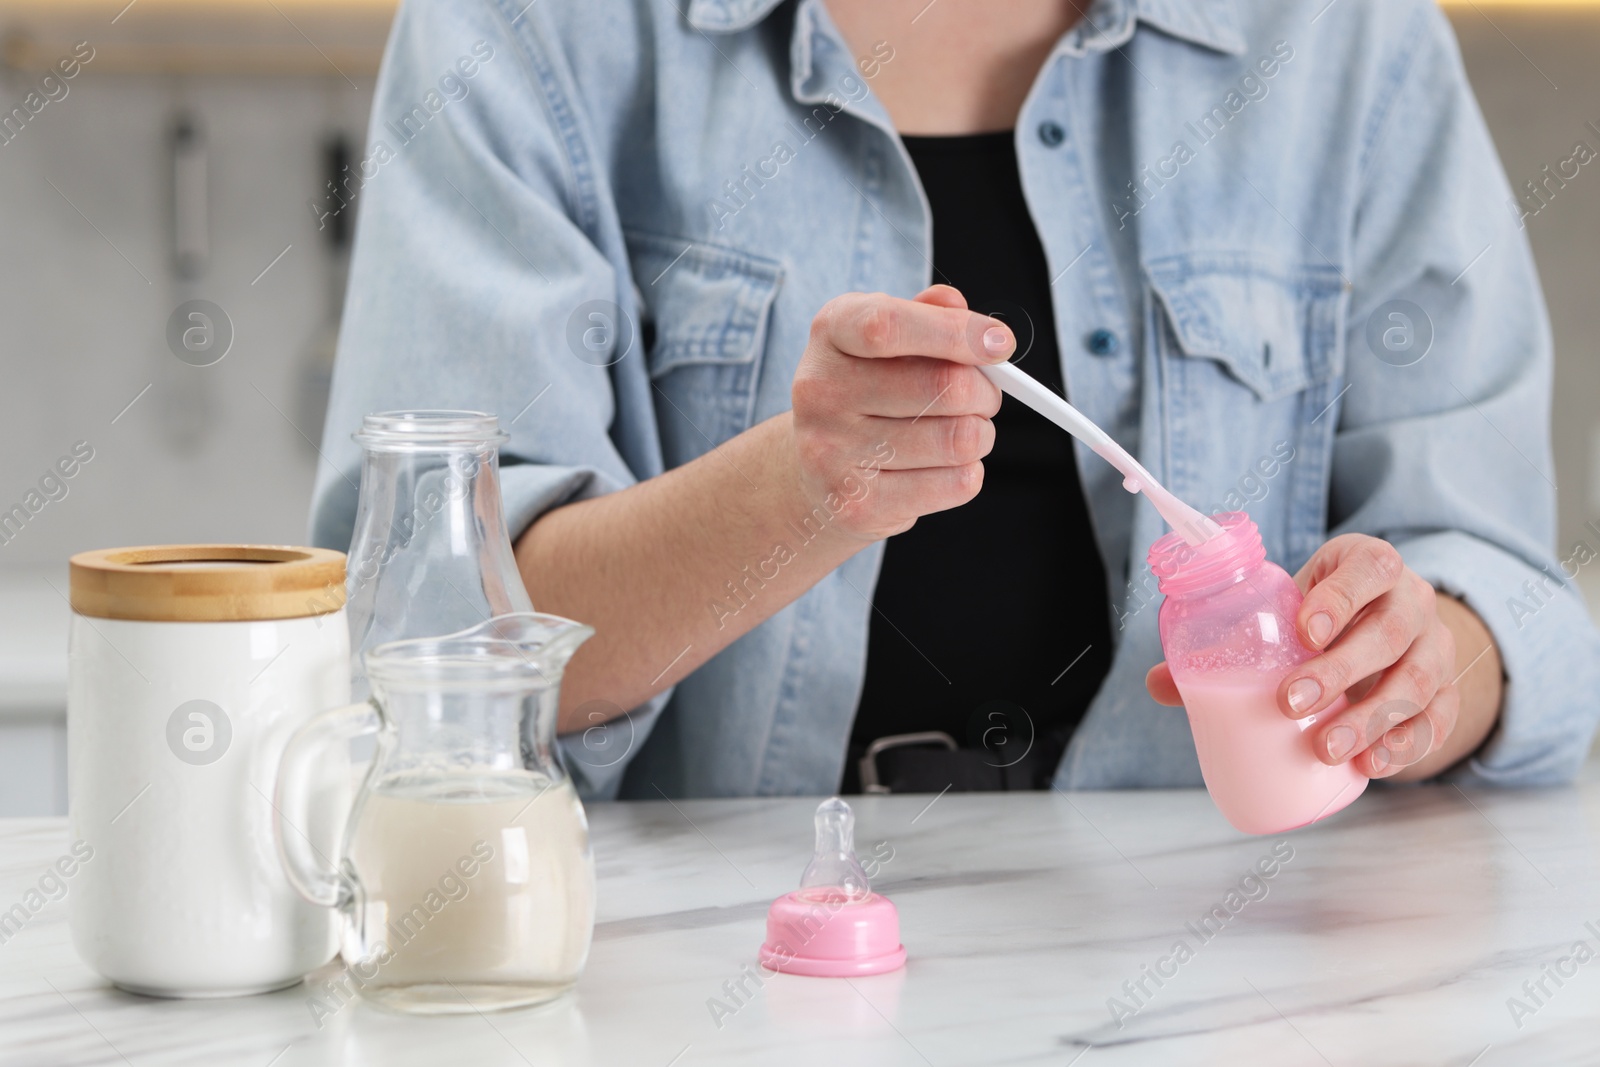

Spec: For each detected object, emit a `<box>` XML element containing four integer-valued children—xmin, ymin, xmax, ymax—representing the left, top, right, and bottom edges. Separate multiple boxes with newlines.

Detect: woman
<box><xmin>313</xmin><ymin>0</ymin><xmax>1600</xmax><ymax>798</ymax></box>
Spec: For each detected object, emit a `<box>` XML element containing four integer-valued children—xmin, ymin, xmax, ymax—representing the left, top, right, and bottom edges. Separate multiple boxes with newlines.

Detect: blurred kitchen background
<box><xmin>0</xmin><ymin>0</ymin><xmax>1596</xmax><ymax>816</ymax></box>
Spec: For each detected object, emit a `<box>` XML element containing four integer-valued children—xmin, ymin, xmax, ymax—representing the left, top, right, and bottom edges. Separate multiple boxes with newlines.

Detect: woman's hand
<box><xmin>1147</xmin><ymin>534</ymin><xmax>1503</xmax><ymax>780</ymax></box>
<box><xmin>1272</xmin><ymin>535</ymin><xmax>1458</xmax><ymax>778</ymax></box>
<box><xmin>789</xmin><ymin>285</ymin><xmax>1012</xmax><ymax>541</ymax></box>
<box><xmin>523</xmin><ymin>284</ymin><xmax>1017</xmax><ymax>727</ymax></box>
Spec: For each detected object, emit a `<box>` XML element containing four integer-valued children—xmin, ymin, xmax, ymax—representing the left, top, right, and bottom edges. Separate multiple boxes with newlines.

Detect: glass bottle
<box><xmin>1149</xmin><ymin>512</ymin><xmax>1367</xmax><ymax>835</ymax></box>
<box><xmin>344</xmin><ymin>410</ymin><xmax>533</xmax><ymax>699</ymax></box>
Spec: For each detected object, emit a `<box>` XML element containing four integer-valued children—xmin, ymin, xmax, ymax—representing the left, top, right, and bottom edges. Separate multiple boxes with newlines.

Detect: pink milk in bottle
<box><xmin>1149</xmin><ymin>512</ymin><xmax>1367</xmax><ymax>835</ymax></box>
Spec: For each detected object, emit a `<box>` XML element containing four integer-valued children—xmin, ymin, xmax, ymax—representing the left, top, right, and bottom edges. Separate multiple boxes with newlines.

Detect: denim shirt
<box><xmin>312</xmin><ymin>0</ymin><xmax>1600</xmax><ymax>798</ymax></box>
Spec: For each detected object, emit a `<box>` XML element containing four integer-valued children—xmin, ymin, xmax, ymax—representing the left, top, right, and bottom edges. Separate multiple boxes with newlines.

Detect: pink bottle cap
<box><xmin>758</xmin><ymin>798</ymin><xmax>906</xmax><ymax>977</ymax></box>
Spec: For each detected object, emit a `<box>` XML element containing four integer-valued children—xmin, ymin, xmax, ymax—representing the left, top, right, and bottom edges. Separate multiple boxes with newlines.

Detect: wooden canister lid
<box><xmin>69</xmin><ymin>545</ymin><xmax>346</xmax><ymax>622</ymax></box>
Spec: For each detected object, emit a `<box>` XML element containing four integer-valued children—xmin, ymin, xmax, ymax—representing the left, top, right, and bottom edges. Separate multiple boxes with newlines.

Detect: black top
<box><xmin>844</xmin><ymin>130</ymin><xmax>1114</xmax><ymax>791</ymax></box>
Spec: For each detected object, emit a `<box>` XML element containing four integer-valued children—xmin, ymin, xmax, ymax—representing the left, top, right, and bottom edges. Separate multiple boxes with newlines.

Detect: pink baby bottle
<box><xmin>1148</xmin><ymin>512</ymin><xmax>1367</xmax><ymax>834</ymax></box>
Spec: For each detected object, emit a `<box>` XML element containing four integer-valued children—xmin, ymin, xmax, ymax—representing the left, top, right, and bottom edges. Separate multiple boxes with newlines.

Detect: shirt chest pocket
<box><xmin>1148</xmin><ymin>253</ymin><xmax>1347</xmax><ymax>402</ymax></box>
<box><xmin>627</xmin><ymin>231</ymin><xmax>784</xmax><ymax>460</ymax></box>
<box><xmin>1145</xmin><ymin>253</ymin><xmax>1350</xmax><ymax>559</ymax></box>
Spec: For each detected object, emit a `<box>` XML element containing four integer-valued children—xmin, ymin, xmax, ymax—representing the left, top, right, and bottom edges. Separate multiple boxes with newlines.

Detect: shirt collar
<box><xmin>684</xmin><ymin>0</ymin><xmax>785</xmax><ymax>33</ymax></box>
<box><xmin>1110</xmin><ymin>0</ymin><xmax>1247</xmax><ymax>57</ymax></box>
<box><xmin>685</xmin><ymin>0</ymin><xmax>1246</xmax><ymax>57</ymax></box>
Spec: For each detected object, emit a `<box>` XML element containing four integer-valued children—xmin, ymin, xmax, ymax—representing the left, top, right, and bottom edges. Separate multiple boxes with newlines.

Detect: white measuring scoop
<box><xmin>978</xmin><ymin>361</ymin><xmax>1224</xmax><ymax>547</ymax></box>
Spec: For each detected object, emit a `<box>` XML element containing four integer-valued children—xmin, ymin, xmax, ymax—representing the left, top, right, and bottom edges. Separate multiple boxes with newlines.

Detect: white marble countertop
<box><xmin>3</xmin><ymin>785</ymin><xmax>1600</xmax><ymax>1065</ymax></box>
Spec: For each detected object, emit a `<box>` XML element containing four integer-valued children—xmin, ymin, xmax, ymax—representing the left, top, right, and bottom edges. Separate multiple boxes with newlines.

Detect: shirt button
<box><xmin>1037</xmin><ymin>121</ymin><xmax>1066</xmax><ymax>147</ymax></box>
<box><xmin>1086</xmin><ymin>328</ymin><xmax>1119</xmax><ymax>356</ymax></box>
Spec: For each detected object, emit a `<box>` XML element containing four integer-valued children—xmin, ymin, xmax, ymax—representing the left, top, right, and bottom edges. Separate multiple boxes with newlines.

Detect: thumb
<box><xmin>1146</xmin><ymin>662</ymin><xmax>1183</xmax><ymax>706</ymax></box>
<box><xmin>914</xmin><ymin>283</ymin><xmax>968</xmax><ymax>310</ymax></box>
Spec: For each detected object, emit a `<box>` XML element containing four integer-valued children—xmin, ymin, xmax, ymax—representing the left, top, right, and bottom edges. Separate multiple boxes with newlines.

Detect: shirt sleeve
<box><xmin>1333</xmin><ymin>2</ymin><xmax>1600</xmax><ymax>785</ymax></box>
<box><xmin>307</xmin><ymin>0</ymin><xmax>667</xmax><ymax>796</ymax></box>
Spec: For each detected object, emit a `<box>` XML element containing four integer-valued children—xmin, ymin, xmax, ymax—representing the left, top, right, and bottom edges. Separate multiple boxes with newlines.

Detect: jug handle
<box><xmin>274</xmin><ymin>700</ymin><xmax>381</xmax><ymax>908</ymax></box>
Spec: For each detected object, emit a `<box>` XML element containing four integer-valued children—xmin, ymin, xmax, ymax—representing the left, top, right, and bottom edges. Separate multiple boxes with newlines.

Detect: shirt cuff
<box><xmin>1394</xmin><ymin>530</ymin><xmax>1600</xmax><ymax>786</ymax></box>
<box><xmin>499</xmin><ymin>461</ymin><xmax>627</xmax><ymax>543</ymax></box>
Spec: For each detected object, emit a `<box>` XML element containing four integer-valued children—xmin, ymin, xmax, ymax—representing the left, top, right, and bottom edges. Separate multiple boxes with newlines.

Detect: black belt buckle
<box><xmin>857</xmin><ymin>731</ymin><xmax>958</xmax><ymax>794</ymax></box>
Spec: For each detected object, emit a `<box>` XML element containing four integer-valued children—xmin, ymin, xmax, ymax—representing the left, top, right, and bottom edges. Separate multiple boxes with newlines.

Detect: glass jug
<box><xmin>274</xmin><ymin>613</ymin><xmax>596</xmax><ymax>1014</ymax></box>
<box><xmin>344</xmin><ymin>410</ymin><xmax>533</xmax><ymax>700</ymax></box>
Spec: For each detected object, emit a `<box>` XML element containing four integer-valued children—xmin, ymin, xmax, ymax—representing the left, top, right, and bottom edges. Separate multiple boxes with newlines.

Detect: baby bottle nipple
<box><xmin>758</xmin><ymin>798</ymin><xmax>906</xmax><ymax>977</ymax></box>
<box><xmin>798</xmin><ymin>797</ymin><xmax>871</xmax><ymax>902</ymax></box>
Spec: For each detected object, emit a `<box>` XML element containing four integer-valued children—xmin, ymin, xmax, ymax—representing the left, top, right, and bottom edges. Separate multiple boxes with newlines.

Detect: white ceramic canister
<box><xmin>67</xmin><ymin>545</ymin><xmax>350</xmax><ymax>997</ymax></box>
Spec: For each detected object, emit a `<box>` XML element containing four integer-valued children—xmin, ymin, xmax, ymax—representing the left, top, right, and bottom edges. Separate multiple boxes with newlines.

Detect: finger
<box><xmin>1294</xmin><ymin>535</ymin><xmax>1408</xmax><ymax>650</ymax></box>
<box><xmin>868</xmin><ymin>463</ymin><xmax>986</xmax><ymax>519</ymax></box>
<box><xmin>854</xmin><ymin>414</ymin><xmax>995</xmax><ymax>470</ymax></box>
<box><xmin>1146</xmin><ymin>663</ymin><xmax>1182</xmax><ymax>706</ymax></box>
<box><xmin>819</xmin><ymin>292</ymin><xmax>1014</xmax><ymax>365</ymax></box>
<box><xmin>1279</xmin><ymin>586</ymin><xmax>1427</xmax><ymax>719</ymax></box>
<box><xmin>816</xmin><ymin>354</ymin><xmax>1002</xmax><ymax>419</ymax></box>
<box><xmin>1312</xmin><ymin>621</ymin><xmax>1455</xmax><ymax>766</ymax></box>
<box><xmin>1358</xmin><ymin>683</ymin><xmax>1460</xmax><ymax>778</ymax></box>
<box><xmin>914</xmin><ymin>284</ymin><xmax>968</xmax><ymax>310</ymax></box>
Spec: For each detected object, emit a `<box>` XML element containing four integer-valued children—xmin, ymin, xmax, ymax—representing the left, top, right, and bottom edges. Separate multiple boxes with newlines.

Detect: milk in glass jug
<box><xmin>274</xmin><ymin>613</ymin><xmax>596</xmax><ymax>1013</ymax></box>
